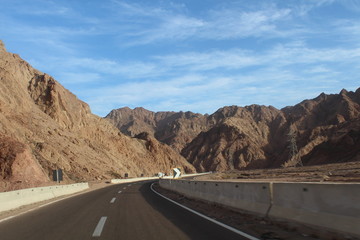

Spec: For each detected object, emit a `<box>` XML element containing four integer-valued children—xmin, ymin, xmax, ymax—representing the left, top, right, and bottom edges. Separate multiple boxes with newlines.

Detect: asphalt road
<box><xmin>0</xmin><ymin>181</ymin><xmax>252</xmax><ymax>240</ymax></box>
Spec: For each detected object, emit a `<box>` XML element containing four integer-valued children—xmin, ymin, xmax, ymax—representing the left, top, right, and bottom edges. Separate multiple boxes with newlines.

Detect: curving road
<box><xmin>0</xmin><ymin>181</ymin><xmax>253</xmax><ymax>240</ymax></box>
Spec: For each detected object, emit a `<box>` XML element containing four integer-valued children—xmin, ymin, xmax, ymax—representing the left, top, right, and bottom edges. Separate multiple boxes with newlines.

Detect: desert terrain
<box><xmin>0</xmin><ymin>38</ymin><xmax>359</xmax><ymax>193</ymax></box>
<box><xmin>194</xmin><ymin>161</ymin><xmax>360</xmax><ymax>183</ymax></box>
<box><xmin>0</xmin><ymin>40</ymin><xmax>195</xmax><ymax>192</ymax></box>
<box><xmin>108</xmin><ymin>89</ymin><xmax>360</xmax><ymax>174</ymax></box>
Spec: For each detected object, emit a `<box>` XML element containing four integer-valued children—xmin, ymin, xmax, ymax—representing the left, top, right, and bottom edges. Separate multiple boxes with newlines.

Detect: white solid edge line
<box><xmin>150</xmin><ymin>183</ymin><xmax>260</xmax><ymax>240</ymax></box>
<box><xmin>92</xmin><ymin>216</ymin><xmax>107</xmax><ymax>237</ymax></box>
<box><xmin>110</xmin><ymin>197</ymin><xmax>116</xmax><ymax>203</ymax></box>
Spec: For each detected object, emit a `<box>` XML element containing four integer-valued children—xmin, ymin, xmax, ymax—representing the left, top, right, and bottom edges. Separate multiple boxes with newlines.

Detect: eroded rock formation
<box><xmin>0</xmin><ymin>41</ymin><xmax>195</xmax><ymax>191</ymax></box>
<box><xmin>108</xmin><ymin>90</ymin><xmax>360</xmax><ymax>172</ymax></box>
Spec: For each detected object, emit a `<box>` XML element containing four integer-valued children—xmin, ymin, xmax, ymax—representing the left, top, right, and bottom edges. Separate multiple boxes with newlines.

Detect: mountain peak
<box><xmin>0</xmin><ymin>41</ymin><xmax>195</xmax><ymax>191</ymax></box>
<box><xmin>340</xmin><ymin>88</ymin><xmax>349</xmax><ymax>96</ymax></box>
<box><xmin>0</xmin><ymin>40</ymin><xmax>6</xmax><ymax>52</ymax></box>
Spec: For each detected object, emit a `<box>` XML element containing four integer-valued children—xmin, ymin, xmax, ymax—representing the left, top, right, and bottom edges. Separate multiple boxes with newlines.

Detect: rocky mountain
<box><xmin>282</xmin><ymin>89</ymin><xmax>360</xmax><ymax>167</ymax></box>
<box><xmin>0</xmin><ymin>41</ymin><xmax>195</xmax><ymax>191</ymax></box>
<box><xmin>107</xmin><ymin>90</ymin><xmax>360</xmax><ymax>173</ymax></box>
<box><xmin>182</xmin><ymin>105</ymin><xmax>288</xmax><ymax>171</ymax></box>
<box><xmin>106</xmin><ymin>108</ymin><xmax>209</xmax><ymax>152</ymax></box>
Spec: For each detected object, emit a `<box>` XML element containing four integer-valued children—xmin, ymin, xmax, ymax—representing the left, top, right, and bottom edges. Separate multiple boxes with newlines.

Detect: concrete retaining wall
<box><xmin>0</xmin><ymin>183</ymin><xmax>89</xmax><ymax>213</ymax></box>
<box><xmin>270</xmin><ymin>182</ymin><xmax>360</xmax><ymax>237</ymax></box>
<box><xmin>160</xmin><ymin>179</ymin><xmax>271</xmax><ymax>215</ymax></box>
<box><xmin>159</xmin><ymin>179</ymin><xmax>360</xmax><ymax>238</ymax></box>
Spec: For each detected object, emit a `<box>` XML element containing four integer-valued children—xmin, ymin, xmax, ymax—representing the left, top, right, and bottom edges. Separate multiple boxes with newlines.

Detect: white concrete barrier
<box><xmin>160</xmin><ymin>179</ymin><xmax>271</xmax><ymax>215</ymax></box>
<box><xmin>111</xmin><ymin>177</ymin><xmax>159</xmax><ymax>184</ymax></box>
<box><xmin>160</xmin><ymin>179</ymin><xmax>360</xmax><ymax>238</ymax></box>
<box><xmin>0</xmin><ymin>183</ymin><xmax>89</xmax><ymax>213</ymax></box>
<box><xmin>110</xmin><ymin>172</ymin><xmax>212</xmax><ymax>184</ymax></box>
<box><xmin>269</xmin><ymin>182</ymin><xmax>360</xmax><ymax>237</ymax></box>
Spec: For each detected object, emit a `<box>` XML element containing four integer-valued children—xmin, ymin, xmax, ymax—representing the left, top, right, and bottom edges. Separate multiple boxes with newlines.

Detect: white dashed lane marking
<box><xmin>92</xmin><ymin>216</ymin><xmax>107</xmax><ymax>237</ymax></box>
<box><xmin>110</xmin><ymin>198</ymin><xmax>116</xmax><ymax>204</ymax></box>
<box><xmin>118</xmin><ymin>190</ymin><xmax>122</xmax><ymax>194</ymax></box>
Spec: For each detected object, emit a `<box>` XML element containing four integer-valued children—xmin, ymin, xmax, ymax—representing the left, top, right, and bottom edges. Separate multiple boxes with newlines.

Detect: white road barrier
<box><xmin>0</xmin><ymin>172</ymin><xmax>211</xmax><ymax>214</ymax></box>
<box><xmin>110</xmin><ymin>172</ymin><xmax>212</xmax><ymax>184</ymax></box>
<box><xmin>151</xmin><ymin>183</ymin><xmax>260</xmax><ymax>240</ymax></box>
<box><xmin>0</xmin><ymin>183</ymin><xmax>89</xmax><ymax>213</ymax></box>
<box><xmin>159</xmin><ymin>179</ymin><xmax>360</xmax><ymax>238</ymax></box>
<box><xmin>270</xmin><ymin>182</ymin><xmax>360</xmax><ymax>238</ymax></box>
<box><xmin>160</xmin><ymin>180</ymin><xmax>271</xmax><ymax>215</ymax></box>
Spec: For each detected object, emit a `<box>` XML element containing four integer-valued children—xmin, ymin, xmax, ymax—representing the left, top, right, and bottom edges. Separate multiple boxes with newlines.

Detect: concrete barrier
<box><xmin>159</xmin><ymin>179</ymin><xmax>360</xmax><ymax>238</ymax></box>
<box><xmin>111</xmin><ymin>172</ymin><xmax>212</xmax><ymax>184</ymax></box>
<box><xmin>0</xmin><ymin>183</ymin><xmax>89</xmax><ymax>213</ymax></box>
<box><xmin>111</xmin><ymin>177</ymin><xmax>159</xmax><ymax>184</ymax></box>
<box><xmin>269</xmin><ymin>182</ymin><xmax>360</xmax><ymax>237</ymax></box>
<box><xmin>160</xmin><ymin>179</ymin><xmax>271</xmax><ymax>215</ymax></box>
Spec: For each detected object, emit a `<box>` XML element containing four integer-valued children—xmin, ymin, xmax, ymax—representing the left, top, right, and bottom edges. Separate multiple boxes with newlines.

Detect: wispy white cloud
<box><xmin>82</xmin><ymin>74</ymin><xmax>236</xmax><ymax>115</ymax></box>
<box><xmin>155</xmin><ymin>42</ymin><xmax>360</xmax><ymax>73</ymax></box>
<box><xmin>58</xmin><ymin>72</ymin><xmax>102</xmax><ymax>84</ymax></box>
<box><xmin>2</xmin><ymin>0</ymin><xmax>71</xmax><ymax>16</ymax></box>
<box><xmin>289</xmin><ymin>0</ymin><xmax>335</xmax><ymax>16</ymax></box>
<box><xmin>305</xmin><ymin>65</ymin><xmax>333</xmax><ymax>74</ymax></box>
<box><xmin>331</xmin><ymin>19</ymin><xmax>360</xmax><ymax>46</ymax></box>
<box><xmin>339</xmin><ymin>0</ymin><xmax>360</xmax><ymax>12</ymax></box>
<box><xmin>129</xmin><ymin>15</ymin><xmax>204</xmax><ymax>45</ymax></box>
<box><xmin>107</xmin><ymin>1</ymin><xmax>296</xmax><ymax>45</ymax></box>
<box><xmin>200</xmin><ymin>8</ymin><xmax>292</xmax><ymax>40</ymax></box>
<box><xmin>49</xmin><ymin>57</ymin><xmax>163</xmax><ymax>80</ymax></box>
<box><xmin>76</xmin><ymin>40</ymin><xmax>360</xmax><ymax>116</ymax></box>
<box><xmin>0</xmin><ymin>15</ymin><xmax>96</xmax><ymax>57</ymax></box>
<box><xmin>1</xmin><ymin>0</ymin><xmax>359</xmax><ymax>117</ymax></box>
<box><xmin>155</xmin><ymin>49</ymin><xmax>259</xmax><ymax>71</ymax></box>
<box><xmin>42</xmin><ymin>40</ymin><xmax>360</xmax><ymax>87</ymax></box>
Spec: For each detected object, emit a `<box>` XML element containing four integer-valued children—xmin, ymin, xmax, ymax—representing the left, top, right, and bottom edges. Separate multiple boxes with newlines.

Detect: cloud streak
<box><xmin>1</xmin><ymin>0</ymin><xmax>359</xmax><ymax>117</ymax></box>
<box><xmin>78</xmin><ymin>42</ymin><xmax>359</xmax><ymax>115</ymax></box>
<box><xmin>109</xmin><ymin>2</ymin><xmax>295</xmax><ymax>45</ymax></box>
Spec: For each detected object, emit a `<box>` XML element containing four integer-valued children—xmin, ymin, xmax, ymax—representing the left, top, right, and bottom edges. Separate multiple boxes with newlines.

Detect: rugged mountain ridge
<box><xmin>106</xmin><ymin>107</ymin><xmax>209</xmax><ymax>152</ymax></box>
<box><xmin>0</xmin><ymin>41</ymin><xmax>195</xmax><ymax>191</ymax></box>
<box><xmin>107</xmin><ymin>89</ymin><xmax>360</xmax><ymax>172</ymax></box>
<box><xmin>281</xmin><ymin>88</ymin><xmax>360</xmax><ymax>167</ymax></box>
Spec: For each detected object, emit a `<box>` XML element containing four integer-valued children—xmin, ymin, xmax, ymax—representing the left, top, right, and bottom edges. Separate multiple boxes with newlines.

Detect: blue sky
<box><xmin>1</xmin><ymin>0</ymin><xmax>359</xmax><ymax>116</ymax></box>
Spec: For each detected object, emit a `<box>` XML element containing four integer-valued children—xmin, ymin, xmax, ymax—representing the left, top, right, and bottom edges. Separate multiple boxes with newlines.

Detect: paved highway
<box><xmin>0</xmin><ymin>181</ymin><xmax>254</xmax><ymax>240</ymax></box>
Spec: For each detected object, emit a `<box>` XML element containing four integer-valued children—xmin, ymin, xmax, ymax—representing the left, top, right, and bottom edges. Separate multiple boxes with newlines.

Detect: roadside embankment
<box><xmin>159</xmin><ymin>179</ymin><xmax>360</xmax><ymax>238</ymax></box>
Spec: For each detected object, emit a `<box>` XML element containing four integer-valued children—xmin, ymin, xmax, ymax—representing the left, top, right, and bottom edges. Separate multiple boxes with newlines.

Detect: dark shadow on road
<box><xmin>139</xmin><ymin>181</ymin><xmax>247</xmax><ymax>240</ymax></box>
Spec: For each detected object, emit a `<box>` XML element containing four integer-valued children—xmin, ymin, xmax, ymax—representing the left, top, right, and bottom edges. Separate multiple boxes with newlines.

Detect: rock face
<box><xmin>106</xmin><ymin>108</ymin><xmax>209</xmax><ymax>152</ymax></box>
<box><xmin>182</xmin><ymin>105</ymin><xmax>288</xmax><ymax>172</ymax></box>
<box><xmin>282</xmin><ymin>89</ymin><xmax>360</xmax><ymax>167</ymax></box>
<box><xmin>107</xmin><ymin>90</ymin><xmax>360</xmax><ymax>173</ymax></box>
<box><xmin>0</xmin><ymin>41</ymin><xmax>195</xmax><ymax>191</ymax></box>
